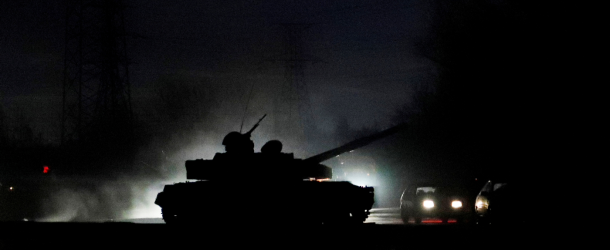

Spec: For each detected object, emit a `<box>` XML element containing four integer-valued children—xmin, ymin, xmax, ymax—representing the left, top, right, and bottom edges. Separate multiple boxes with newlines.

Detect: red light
<box><xmin>420</xmin><ymin>219</ymin><xmax>458</xmax><ymax>223</ymax></box>
<box><xmin>43</xmin><ymin>166</ymin><xmax>49</xmax><ymax>174</ymax></box>
<box><xmin>422</xmin><ymin>219</ymin><xmax>443</xmax><ymax>223</ymax></box>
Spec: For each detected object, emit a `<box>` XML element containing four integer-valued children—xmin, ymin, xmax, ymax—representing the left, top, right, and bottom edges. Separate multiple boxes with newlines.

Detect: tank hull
<box><xmin>155</xmin><ymin>181</ymin><xmax>374</xmax><ymax>224</ymax></box>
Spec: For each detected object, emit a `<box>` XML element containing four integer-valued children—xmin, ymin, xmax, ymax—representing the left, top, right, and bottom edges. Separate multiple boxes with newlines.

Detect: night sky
<box><xmin>1</xmin><ymin>0</ymin><xmax>435</xmax><ymax>145</ymax></box>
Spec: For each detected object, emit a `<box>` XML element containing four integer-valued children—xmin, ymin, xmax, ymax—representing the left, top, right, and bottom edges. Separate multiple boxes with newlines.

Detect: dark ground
<box><xmin>0</xmin><ymin>222</ymin><xmax>539</xmax><ymax>249</ymax></box>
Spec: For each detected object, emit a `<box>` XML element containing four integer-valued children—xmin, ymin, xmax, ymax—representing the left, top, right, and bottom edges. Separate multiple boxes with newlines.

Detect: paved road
<box><xmin>119</xmin><ymin>207</ymin><xmax>457</xmax><ymax>225</ymax></box>
<box><xmin>0</xmin><ymin>221</ymin><xmax>536</xmax><ymax>250</ymax></box>
<box><xmin>116</xmin><ymin>207</ymin><xmax>405</xmax><ymax>224</ymax></box>
<box><xmin>1</xmin><ymin>207</ymin><xmax>538</xmax><ymax>249</ymax></box>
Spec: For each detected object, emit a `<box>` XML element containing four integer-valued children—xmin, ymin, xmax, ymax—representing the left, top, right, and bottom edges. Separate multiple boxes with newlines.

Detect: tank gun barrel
<box><xmin>305</xmin><ymin>123</ymin><xmax>406</xmax><ymax>163</ymax></box>
<box><xmin>244</xmin><ymin>114</ymin><xmax>267</xmax><ymax>136</ymax></box>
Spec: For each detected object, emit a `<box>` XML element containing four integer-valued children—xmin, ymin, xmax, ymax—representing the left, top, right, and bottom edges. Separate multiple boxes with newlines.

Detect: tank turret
<box><xmin>154</xmin><ymin>117</ymin><xmax>404</xmax><ymax>224</ymax></box>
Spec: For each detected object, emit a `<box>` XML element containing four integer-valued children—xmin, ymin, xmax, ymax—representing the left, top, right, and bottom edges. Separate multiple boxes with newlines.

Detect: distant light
<box><xmin>9</xmin><ymin>187</ymin><xmax>14</xmax><ymax>191</ymax></box>
<box><xmin>341</xmin><ymin>162</ymin><xmax>344</xmax><ymax>164</ymax></box>
<box><xmin>451</xmin><ymin>201</ymin><xmax>462</xmax><ymax>208</ymax></box>
<box><xmin>423</xmin><ymin>200</ymin><xmax>434</xmax><ymax>208</ymax></box>
<box><xmin>43</xmin><ymin>166</ymin><xmax>50</xmax><ymax>174</ymax></box>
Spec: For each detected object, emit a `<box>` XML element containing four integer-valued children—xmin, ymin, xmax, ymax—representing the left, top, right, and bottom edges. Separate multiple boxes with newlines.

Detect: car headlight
<box><xmin>475</xmin><ymin>199</ymin><xmax>488</xmax><ymax>209</ymax></box>
<box><xmin>423</xmin><ymin>200</ymin><xmax>434</xmax><ymax>209</ymax></box>
<box><xmin>451</xmin><ymin>200</ymin><xmax>462</xmax><ymax>208</ymax></box>
<box><xmin>475</xmin><ymin>201</ymin><xmax>483</xmax><ymax>208</ymax></box>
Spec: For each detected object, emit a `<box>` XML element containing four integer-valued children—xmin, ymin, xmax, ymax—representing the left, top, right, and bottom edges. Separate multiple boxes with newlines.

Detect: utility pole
<box><xmin>62</xmin><ymin>0</ymin><xmax>132</xmax><ymax>146</ymax></box>
<box><xmin>273</xmin><ymin>23</ymin><xmax>317</xmax><ymax>140</ymax></box>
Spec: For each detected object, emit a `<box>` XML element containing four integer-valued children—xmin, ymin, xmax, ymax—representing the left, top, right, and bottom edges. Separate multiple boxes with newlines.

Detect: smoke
<box><xmin>36</xmin><ymin>62</ymin><xmax>374</xmax><ymax>222</ymax></box>
<box><xmin>35</xmin><ymin>72</ymin><xmax>271</xmax><ymax>221</ymax></box>
<box><xmin>39</xmin><ymin>178</ymin><xmax>133</xmax><ymax>222</ymax></box>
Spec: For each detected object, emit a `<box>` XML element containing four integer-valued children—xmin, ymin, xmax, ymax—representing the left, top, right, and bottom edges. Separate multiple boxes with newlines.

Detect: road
<box><xmin>1</xmin><ymin>208</ymin><xmax>538</xmax><ymax>249</ymax></box>
<box><xmin>118</xmin><ymin>207</ymin><xmax>462</xmax><ymax>225</ymax></box>
<box><xmin>116</xmin><ymin>207</ymin><xmax>405</xmax><ymax>224</ymax></box>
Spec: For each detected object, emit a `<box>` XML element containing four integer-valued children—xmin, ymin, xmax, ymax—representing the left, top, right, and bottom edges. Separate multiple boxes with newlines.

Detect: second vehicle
<box><xmin>400</xmin><ymin>183</ymin><xmax>474</xmax><ymax>224</ymax></box>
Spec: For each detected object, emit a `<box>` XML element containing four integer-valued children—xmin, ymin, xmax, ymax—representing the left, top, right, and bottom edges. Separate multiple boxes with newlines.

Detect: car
<box><xmin>474</xmin><ymin>179</ymin><xmax>529</xmax><ymax>225</ymax></box>
<box><xmin>400</xmin><ymin>183</ymin><xmax>474</xmax><ymax>224</ymax></box>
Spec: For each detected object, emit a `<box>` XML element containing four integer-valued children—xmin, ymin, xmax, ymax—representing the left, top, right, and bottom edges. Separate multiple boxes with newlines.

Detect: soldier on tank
<box><xmin>220</xmin><ymin>114</ymin><xmax>266</xmax><ymax>155</ymax></box>
<box><xmin>261</xmin><ymin>140</ymin><xmax>282</xmax><ymax>154</ymax></box>
<box><xmin>212</xmin><ymin>115</ymin><xmax>265</xmax><ymax>175</ymax></box>
<box><xmin>260</xmin><ymin>139</ymin><xmax>303</xmax><ymax>182</ymax></box>
<box><xmin>221</xmin><ymin>131</ymin><xmax>254</xmax><ymax>154</ymax></box>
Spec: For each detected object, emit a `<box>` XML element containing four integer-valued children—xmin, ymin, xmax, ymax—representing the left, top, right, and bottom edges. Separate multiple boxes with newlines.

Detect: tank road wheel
<box><xmin>161</xmin><ymin>208</ymin><xmax>178</xmax><ymax>224</ymax></box>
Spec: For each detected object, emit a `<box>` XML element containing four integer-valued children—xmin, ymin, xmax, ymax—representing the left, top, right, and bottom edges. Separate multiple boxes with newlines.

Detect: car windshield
<box><xmin>415</xmin><ymin>187</ymin><xmax>437</xmax><ymax>195</ymax></box>
<box><xmin>493</xmin><ymin>183</ymin><xmax>508</xmax><ymax>191</ymax></box>
<box><xmin>415</xmin><ymin>186</ymin><xmax>469</xmax><ymax>196</ymax></box>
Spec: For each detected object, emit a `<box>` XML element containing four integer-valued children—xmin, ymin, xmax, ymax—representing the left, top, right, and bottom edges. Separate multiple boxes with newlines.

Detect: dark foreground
<box><xmin>0</xmin><ymin>222</ymin><xmax>538</xmax><ymax>249</ymax></box>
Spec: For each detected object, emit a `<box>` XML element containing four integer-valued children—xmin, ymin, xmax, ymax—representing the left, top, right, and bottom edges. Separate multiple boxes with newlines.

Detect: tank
<box><xmin>154</xmin><ymin>115</ymin><xmax>404</xmax><ymax>224</ymax></box>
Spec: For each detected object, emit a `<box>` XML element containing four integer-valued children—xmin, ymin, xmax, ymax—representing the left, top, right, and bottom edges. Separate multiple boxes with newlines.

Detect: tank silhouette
<box><xmin>154</xmin><ymin>115</ymin><xmax>404</xmax><ymax>224</ymax></box>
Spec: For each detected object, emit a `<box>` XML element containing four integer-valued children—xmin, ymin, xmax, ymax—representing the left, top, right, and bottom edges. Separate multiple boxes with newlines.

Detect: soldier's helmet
<box><xmin>261</xmin><ymin>140</ymin><xmax>282</xmax><ymax>154</ymax></box>
<box><xmin>222</xmin><ymin>131</ymin><xmax>254</xmax><ymax>154</ymax></box>
<box><xmin>222</xmin><ymin>132</ymin><xmax>243</xmax><ymax>146</ymax></box>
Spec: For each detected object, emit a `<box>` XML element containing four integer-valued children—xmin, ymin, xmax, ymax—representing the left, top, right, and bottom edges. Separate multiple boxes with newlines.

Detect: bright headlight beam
<box><xmin>452</xmin><ymin>200</ymin><xmax>462</xmax><ymax>208</ymax></box>
<box><xmin>423</xmin><ymin>200</ymin><xmax>434</xmax><ymax>208</ymax></box>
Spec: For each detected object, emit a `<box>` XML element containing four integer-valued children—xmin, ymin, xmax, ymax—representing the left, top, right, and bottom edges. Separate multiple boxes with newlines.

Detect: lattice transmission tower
<box><xmin>62</xmin><ymin>0</ymin><xmax>132</xmax><ymax>145</ymax></box>
<box><xmin>273</xmin><ymin>23</ymin><xmax>318</xmax><ymax>139</ymax></box>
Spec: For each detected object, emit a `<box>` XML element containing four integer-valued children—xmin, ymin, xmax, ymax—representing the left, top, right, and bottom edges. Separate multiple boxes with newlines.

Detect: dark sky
<box><xmin>1</xmin><ymin>0</ymin><xmax>436</xmax><ymax>147</ymax></box>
